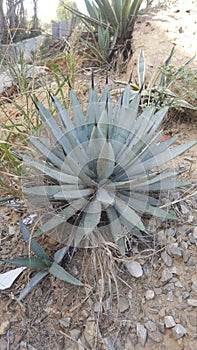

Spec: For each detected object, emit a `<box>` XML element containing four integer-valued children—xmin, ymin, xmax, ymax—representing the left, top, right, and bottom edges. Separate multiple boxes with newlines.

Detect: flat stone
<box><xmin>59</xmin><ymin>317</ymin><xmax>71</xmax><ymax>328</ymax></box>
<box><xmin>149</xmin><ymin>308</ymin><xmax>159</xmax><ymax>314</ymax></box>
<box><xmin>161</xmin><ymin>268</ymin><xmax>173</xmax><ymax>282</ymax></box>
<box><xmin>164</xmin><ymin>316</ymin><xmax>176</xmax><ymax>328</ymax></box>
<box><xmin>94</xmin><ymin>302</ymin><xmax>102</xmax><ymax>312</ymax></box>
<box><xmin>193</xmin><ymin>226</ymin><xmax>197</xmax><ymax>239</ymax></box>
<box><xmin>145</xmin><ymin>320</ymin><xmax>157</xmax><ymax>332</ymax></box>
<box><xmin>163</xmin><ymin>283</ymin><xmax>175</xmax><ymax>293</ymax></box>
<box><xmin>148</xmin><ymin>330</ymin><xmax>163</xmax><ymax>343</ymax></box>
<box><xmin>189</xmin><ymin>315</ymin><xmax>197</xmax><ymax>327</ymax></box>
<box><xmin>189</xmin><ymin>236</ymin><xmax>196</xmax><ymax>244</ymax></box>
<box><xmin>119</xmin><ymin>297</ymin><xmax>130</xmax><ymax>313</ymax></box>
<box><xmin>161</xmin><ymin>251</ymin><xmax>172</xmax><ymax>267</ymax></box>
<box><xmin>183</xmin><ymin>250</ymin><xmax>191</xmax><ymax>263</ymax></box>
<box><xmin>70</xmin><ymin>328</ymin><xmax>81</xmax><ymax>340</ymax></box>
<box><xmin>180</xmin><ymin>203</ymin><xmax>189</xmax><ymax>215</ymax></box>
<box><xmin>145</xmin><ymin>290</ymin><xmax>155</xmax><ymax>300</ymax></box>
<box><xmin>167</xmin><ymin>246</ymin><xmax>182</xmax><ymax>258</ymax></box>
<box><xmin>158</xmin><ymin>322</ymin><xmax>165</xmax><ymax>334</ymax></box>
<box><xmin>167</xmin><ymin>291</ymin><xmax>174</xmax><ymax>301</ymax></box>
<box><xmin>158</xmin><ymin>308</ymin><xmax>166</xmax><ymax>317</ymax></box>
<box><xmin>137</xmin><ymin>323</ymin><xmax>147</xmax><ymax>347</ymax></box>
<box><xmin>183</xmin><ymin>291</ymin><xmax>190</xmax><ymax>300</ymax></box>
<box><xmin>187</xmin><ymin>299</ymin><xmax>197</xmax><ymax>307</ymax></box>
<box><xmin>125</xmin><ymin>261</ymin><xmax>143</xmax><ymax>278</ymax></box>
<box><xmin>172</xmin><ymin>324</ymin><xmax>187</xmax><ymax>339</ymax></box>
<box><xmin>175</xmin><ymin>281</ymin><xmax>183</xmax><ymax>288</ymax></box>
<box><xmin>191</xmin><ymin>281</ymin><xmax>197</xmax><ymax>295</ymax></box>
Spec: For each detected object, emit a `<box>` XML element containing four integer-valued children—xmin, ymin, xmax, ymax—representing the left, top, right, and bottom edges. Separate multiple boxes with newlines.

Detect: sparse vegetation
<box><xmin>0</xmin><ymin>1</ymin><xmax>197</xmax><ymax>349</ymax></box>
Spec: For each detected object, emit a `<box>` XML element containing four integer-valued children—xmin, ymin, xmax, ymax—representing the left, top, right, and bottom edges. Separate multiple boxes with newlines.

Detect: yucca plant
<box><xmin>64</xmin><ymin>0</ymin><xmax>143</xmax><ymax>64</ymax></box>
<box><xmin>21</xmin><ymin>74</ymin><xmax>196</xmax><ymax>255</ymax></box>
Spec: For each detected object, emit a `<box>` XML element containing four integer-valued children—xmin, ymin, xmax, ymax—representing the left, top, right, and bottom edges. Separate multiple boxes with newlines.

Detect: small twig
<box><xmin>160</xmin><ymin>189</ymin><xmax>197</xmax><ymax>209</ymax></box>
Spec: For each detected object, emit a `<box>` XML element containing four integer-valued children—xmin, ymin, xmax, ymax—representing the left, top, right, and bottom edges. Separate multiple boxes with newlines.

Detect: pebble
<box><xmin>148</xmin><ymin>330</ymin><xmax>163</xmax><ymax>343</ymax></box>
<box><xmin>193</xmin><ymin>226</ymin><xmax>197</xmax><ymax>239</ymax></box>
<box><xmin>189</xmin><ymin>315</ymin><xmax>197</xmax><ymax>327</ymax></box>
<box><xmin>158</xmin><ymin>308</ymin><xmax>165</xmax><ymax>317</ymax></box>
<box><xmin>161</xmin><ymin>268</ymin><xmax>173</xmax><ymax>282</ymax></box>
<box><xmin>119</xmin><ymin>297</ymin><xmax>130</xmax><ymax>313</ymax></box>
<box><xmin>145</xmin><ymin>320</ymin><xmax>157</xmax><ymax>332</ymax></box>
<box><xmin>186</xmin><ymin>256</ymin><xmax>195</xmax><ymax>266</ymax></box>
<box><xmin>166</xmin><ymin>228</ymin><xmax>176</xmax><ymax>237</ymax></box>
<box><xmin>149</xmin><ymin>308</ymin><xmax>159</xmax><ymax>314</ymax></box>
<box><xmin>191</xmin><ymin>281</ymin><xmax>197</xmax><ymax>295</ymax></box>
<box><xmin>94</xmin><ymin>302</ymin><xmax>102</xmax><ymax>313</ymax></box>
<box><xmin>182</xmin><ymin>291</ymin><xmax>190</xmax><ymax>300</ymax></box>
<box><xmin>124</xmin><ymin>261</ymin><xmax>143</xmax><ymax>278</ymax></box>
<box><xmin>187</xmin><ymin>299</ymin><xmax>197</xmax><ymax>307</ymax></box>
<box><xmin>137</xmin><ymin>323</ymin><xmax>147</xmax><ymax>346</ymax></box>
<box><xmin>172</xmin><ymin>324</ymin><xmax>187</xmax><ymax>339</ymax></box>
<box><xmin>161</xmin><ymin>251</ymin><xmax>172</xmax><ymax>267</ymax></box>
<box><xmin>164</xmin><ymin>315</ymin><xmax>176</xmax><ymax>328</ymax></box>
<box><xmin>167</xmin><ymin>291</ymin><xmax>174</xmax><ymax>302</ymax></box>
<box><xmin>59</xmin><ymin>317</ymin><xmax>71</xmax><ymax>328</ymax></box>
<box><xmin>70</xmin><ymin>328</ymin><xmax>81</xmax><ymax>340</ymax></box>
<box><xmin>175</xmin><ymin>280</ymin><xmax>183</xmax><ymax>288</ymax></box>
<box><xmin>180</xmin><ymin>203</ymin><xmax>189</xmax><ymax>215</ymax></box>
<box><xmin>163</xmin><ymin>283</ymin><xmax>175</xmax><ymax>293</ymax></box>
<box><xmin>189</xmin><ymin>236</ymin><xmax>196</xmax><ymax>244</ymax></box>
<box><xmin>158</xmin><ymin>322</ymin><xmax>165</xmax><ymax>334</ymax></box>
<box><xmin>145</xmin><ymin>290</ymin><xmax>155</xmax><ymax>300</ymax></box>
<box><xmin>167</xmin><ymin>245</ymin><xmax>182</xmax><ymax>258</ymax></box>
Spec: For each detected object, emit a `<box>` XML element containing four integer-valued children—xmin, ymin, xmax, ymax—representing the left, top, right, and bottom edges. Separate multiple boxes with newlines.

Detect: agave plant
<box><xmin>64</xmin><ymin>0</ymin><xmax>143</xmax><ymax>64</ymax></box>
<box><xmin>22</xmin><ymin>75</ymin><xmax>196</xmax><ymax>255</ymax></box>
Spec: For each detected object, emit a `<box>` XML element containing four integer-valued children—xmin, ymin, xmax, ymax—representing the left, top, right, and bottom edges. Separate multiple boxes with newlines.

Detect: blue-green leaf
<box><xmin>49</xmin><ymin>262</ymin><xmax>83</xmax><ymax>286</ymax></box>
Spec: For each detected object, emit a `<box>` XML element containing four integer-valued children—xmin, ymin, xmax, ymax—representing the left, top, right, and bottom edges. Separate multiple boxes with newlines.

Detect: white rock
<box><xmin>193</xmin><ymin>226</ymin><xmax>197</xmax><ymax>239</ymax></box>
<box><xmin>137</xmin><ymin>323</ymin><xmax>147</xmax><ymax>346</ymax></box>
<box><xmin>124</xmin><ymin>261</ymin><xmax>143</xmax><ymax>278</ymax></box>
<box><xmin>164</xmin><ymin>315</ymin><xmax>176</xmax><ymax>328</ymax></box>
<box><xmin>145</xmin><ymin>289</ymin><xmax>155</xmax><ymax>300</ymax></box>
<box><xmin>187</xmin><ymin>299</ymin><xmax>197</xmax><ymax>307</ymax></box>
<box><xmin>191</xmin><ymin>281</ymin><xmax>197</xmax><ymax>295</ymax></box>
<box><xmin>172</xmin><ymin>324</ymin><xmax>187</xmax><ymax>339</ymax></box>
<box><xmin>59</xmin><ymin>317</ymin><xmax>71</xmax><ymax>328</ymax></box>
<box><xmin>161</xmin><ymin>268</ymin><xmax>173</xmax><ymax>282</ymax></box>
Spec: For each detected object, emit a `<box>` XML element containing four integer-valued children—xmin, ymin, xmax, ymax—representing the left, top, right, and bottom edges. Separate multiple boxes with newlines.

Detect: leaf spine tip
<box><xmin>91</xmin><ymin>70</ymin><xmax>95</xmax><ymax>89</ymax></box>
<box><xmin>67</xmin><ymin>78</ymin><xmax>72</xmax><ymax>89</ymax></box>
<box><xmin>106</xmin><ymin>71</ymin><xmax>108</xmax><ymax>85</ymax></box>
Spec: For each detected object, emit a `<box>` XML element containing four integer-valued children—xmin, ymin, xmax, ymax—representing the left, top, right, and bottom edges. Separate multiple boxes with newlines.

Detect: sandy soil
<box><xmin>0</xmin><ymin>1</ymin><xmax>197</xmax><ymax>350</ymax></box>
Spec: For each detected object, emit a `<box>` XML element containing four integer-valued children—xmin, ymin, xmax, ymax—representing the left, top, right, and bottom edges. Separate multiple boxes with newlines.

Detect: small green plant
<box><xmin>20</xmin><ymin>74</ymin><xmax>196</xmax><ymax>257</ymax></box>
<box><xmin>6</xmin><ymin>218</ymin><xmax>82</xmax><ymax>301</ymax></box>
<box><xmin>114</xmin><ymin>47</ymin><xmax>197</xmax><ymax>112</ymax></box>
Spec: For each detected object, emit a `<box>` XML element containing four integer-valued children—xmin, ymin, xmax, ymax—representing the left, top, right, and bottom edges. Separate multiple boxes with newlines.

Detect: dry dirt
<box><xmin>0</xmin><ymin>1</ymin><xmax>197</xmax><ymax>350</ymax></box>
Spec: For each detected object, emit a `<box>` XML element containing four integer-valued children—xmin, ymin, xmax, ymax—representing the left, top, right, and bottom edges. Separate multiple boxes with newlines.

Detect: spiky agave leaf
<box><xmin>22</xmin><ymin>78</ymin><xmax>196</xmax><ymax>254</ymax></box>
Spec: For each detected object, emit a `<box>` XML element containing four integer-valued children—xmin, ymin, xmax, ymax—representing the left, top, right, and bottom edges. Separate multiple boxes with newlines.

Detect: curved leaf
<box><xmin>114</xmin><ymin>196</ymin><xmax>145</xmax><ymax>231</ymax></box>
<box><xmin>49</xmin><ymin>262</ymin><xmax>83</xmax><ymax>286</ymax></box>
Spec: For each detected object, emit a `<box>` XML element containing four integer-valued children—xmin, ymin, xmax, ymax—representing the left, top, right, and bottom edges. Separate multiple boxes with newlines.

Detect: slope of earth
<box><xmin>0</xmin><ymin>1</ymin><xmax>197</xmax><ymax>350</ymax></box>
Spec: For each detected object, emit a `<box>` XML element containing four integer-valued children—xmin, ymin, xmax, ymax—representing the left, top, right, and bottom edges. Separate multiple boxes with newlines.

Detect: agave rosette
<box><xmin>22</xmin><ymin>78</ymin><xmax>196</xmax><ymax>254</ymax></box>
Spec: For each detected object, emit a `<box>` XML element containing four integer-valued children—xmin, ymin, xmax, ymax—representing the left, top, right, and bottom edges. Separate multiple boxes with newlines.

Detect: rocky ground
<box><xmin>0</xmin><ymin>1</ymin><xmax>197</xmax><ymax>349</ymax></box>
